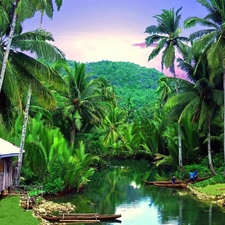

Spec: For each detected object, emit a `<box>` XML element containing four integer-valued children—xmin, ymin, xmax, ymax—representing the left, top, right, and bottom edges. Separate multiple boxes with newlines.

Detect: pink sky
<box><xmin>23</xmin><ymin>0</ymin><xmax>206</xmax><ymax>78</ymax></box>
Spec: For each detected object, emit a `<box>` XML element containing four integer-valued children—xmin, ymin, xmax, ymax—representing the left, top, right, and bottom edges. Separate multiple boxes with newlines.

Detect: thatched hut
<box><xmin>0</xmin><ymin>138</ymin><xmax>21</xmax><ymax>194</ymax></box>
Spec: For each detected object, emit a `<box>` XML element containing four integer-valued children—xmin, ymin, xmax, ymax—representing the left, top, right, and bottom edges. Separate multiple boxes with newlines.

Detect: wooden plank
<box><xmin>59</xmin><ymin>213</ymin><xmax>98</xmax><ymax>216</ymax></box>
<box><xmin>60</xmin><ymin>219</ymin><xmax>100</xmax><ymax>222</ymax></box>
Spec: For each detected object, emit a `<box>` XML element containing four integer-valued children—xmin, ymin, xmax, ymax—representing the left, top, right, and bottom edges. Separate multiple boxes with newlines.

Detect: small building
<box><xmin>0</xmin><ymin>138</ymin><xmax>21</xmax><ymax>194</ymax></box>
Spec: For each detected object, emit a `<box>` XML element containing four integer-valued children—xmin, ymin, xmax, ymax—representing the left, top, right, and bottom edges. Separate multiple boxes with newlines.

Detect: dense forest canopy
<box><xmin>1</xmin><ymin>0</ymin><xmax>225</xmax><ymax>194</ymax></box>
<box><xmin>69</xmin><ymin>60</ymin><xmax>165</xmax><ymax>109</ymax></box>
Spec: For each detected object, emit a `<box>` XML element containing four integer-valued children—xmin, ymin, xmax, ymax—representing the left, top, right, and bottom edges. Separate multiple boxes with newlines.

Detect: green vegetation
<box><xmin>201</xmin><ymin>183</ymin><xmax>225</xmax><ymax>196</ymax></box>
<box><xmin>1</xmin><ymin>0</ymin><xmax>225</xmax><ymax>200</ymax></box>
<box><xmin>84</xmin><ymin>60</ymin><xmax>164</xmax><ymax>109</ymax></box>
<box><xmin>194</xmin><ymin>183</ymin><xmax>225</xmax><ymax>196</ymax></box>
<box><xmin>0</xmin><ymin>196</ymin><xmax>39</xmax><ymax>225</ymax></box>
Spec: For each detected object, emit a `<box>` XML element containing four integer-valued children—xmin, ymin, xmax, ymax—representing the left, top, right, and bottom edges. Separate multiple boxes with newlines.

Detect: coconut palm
<box><xmin>166</xmin><ymin>49</ymin><xmax>223</xmax><ymax>175</ymax></box>
<box><xmin>145</xmin><ymin>7</ymin><xmax>188</xmax><ymax>74</ymax></box>
<box><xmin>98</xmin><ymin>106</ymin><xmax>128</xmax><ymax>156</ymax></box>
<box><xmin>184</xmin><ymin>0</ymin><xmax>225</xmax><ymax>174</ymax></box>
<box><xmin>145</xmin><ymin>7</ymin><xmax>189</xmax><ymax>169</ymax></box>
<box><xmin>0</xmin><ymin>0</ymin><xmax>63</xmax><ymax>93</ymax></box>
<box><xmin>1</xmin><ymin>28</ymin><xmax>66</xmax><ymax>185</ymax></box>
<box><xmin>52</xmin><ymin>61</ymin><xmax>108</xmax><ymax>144</ymax></box>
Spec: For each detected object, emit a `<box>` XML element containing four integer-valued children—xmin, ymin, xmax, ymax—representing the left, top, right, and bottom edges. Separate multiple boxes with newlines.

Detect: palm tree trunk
<box><xmin>171</xmin><ymin>62</ymin><xmax>183</xmax><ymax>169</ymax></box>
<box><xmin>178</xmin><ymin>122</ymin><xmax>182</xmax><ymax>168</ymax></box>
<box><xmin>70</xmin><ymin>123</ymin><xmax>76</xmax><ymax>145</ymax></box>
<box><xmin>39</xmin><ymin>11</ymin><xmax>44</xmax><ymax>29</ymax></box>
<box><xmin>207</xmin><ymin>116</ymin><xmax>216</xmax><ymax>176</ymax></box>
<box><xmin>15</xmin><ymin>86</ymin><xmax>32</xmax><ymax>185</ymax></box>
<box><xmin>0</xmin><ymin>1</ymin><xmax>19</xmax><ymax>94</ymax></box>
<box><xmin>223</xmin><ymin>67</ymin><xmax>225</xmax><ymax>176</ymax></box>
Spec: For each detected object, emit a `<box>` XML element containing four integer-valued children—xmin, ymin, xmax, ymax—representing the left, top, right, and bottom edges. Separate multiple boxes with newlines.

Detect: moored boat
<box><xmin>144</xmin><ymin>180</ymin><xmax>183</xmax><ymax>185</ymax></box>
<box><xmin>144</xmin><ymin>177</ymin><xmax>210</xmax><ymax>186</ymax></box>
<box><xmin>41</xmin><ymin>213</ymin><xmax>122</xmax><ymax>222</ymax></box>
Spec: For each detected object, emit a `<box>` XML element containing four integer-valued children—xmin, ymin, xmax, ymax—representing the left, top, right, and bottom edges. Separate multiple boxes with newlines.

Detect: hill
<box><xmin>68</xmin><ymin>60</ymin><xmax>165</xmax><ymax>110</ymax></box>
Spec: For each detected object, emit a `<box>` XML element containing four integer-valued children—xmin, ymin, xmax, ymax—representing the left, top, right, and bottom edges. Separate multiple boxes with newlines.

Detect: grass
<box><xmin>195</xmin><ymin>183</ymin><xmax>225</xmax><ymax>196</ymax></box>
<box><xmin>0</xmin><ymin>196</ymin><xmax>40</xmax><ymax>225</ymax></box>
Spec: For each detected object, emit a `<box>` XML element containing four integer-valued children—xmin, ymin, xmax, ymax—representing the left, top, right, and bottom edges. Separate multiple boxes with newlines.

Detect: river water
<box><xmin>51</xmin><ymin>159</ymin><xmax>225</xmax><ymax>225</ymax></box>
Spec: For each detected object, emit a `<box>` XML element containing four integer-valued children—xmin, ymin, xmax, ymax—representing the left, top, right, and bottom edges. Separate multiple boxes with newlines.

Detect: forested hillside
<box><xmin>68</xmin><ymin>60</ymin><xmax>165</xmax><ymax>109</ymax></box>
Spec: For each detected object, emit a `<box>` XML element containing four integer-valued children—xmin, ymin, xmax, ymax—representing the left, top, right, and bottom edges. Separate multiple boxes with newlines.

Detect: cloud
<box><xmin>132</xmin><ymin>42</ymin><xmax>158</xmax><ymax>49</ymax></box>
<box><xmin>132</xmin><ymin>42</ymin><xmax>146</xmax><ymax>48</ymax></box>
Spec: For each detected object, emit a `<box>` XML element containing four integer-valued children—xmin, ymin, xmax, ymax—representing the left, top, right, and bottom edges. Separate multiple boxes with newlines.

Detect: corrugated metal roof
<box><xmin>0</xmin><ymin>138</ymin><xmax>21</xmax><ymax>158</ymax></box>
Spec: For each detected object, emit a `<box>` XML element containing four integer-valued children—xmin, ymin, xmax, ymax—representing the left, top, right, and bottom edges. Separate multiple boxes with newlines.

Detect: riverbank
<box><xmin>0</xmin><ymin>196</ymin><xmax>40</xmax><ymax>225</ymax></box>
<box><xmin>1</xmin><ymin>180</ymin><xmax>225</xmax><ymax>224</ymax></box>
<box><xmin>187</xmin><ymin>183</ymin><xmax>225</xmax><ymax>207</ymax></box>
<box><xmin>0</xmin><ymin>195</ymin><xmax>77</xmax><ymax>225</ymax></box>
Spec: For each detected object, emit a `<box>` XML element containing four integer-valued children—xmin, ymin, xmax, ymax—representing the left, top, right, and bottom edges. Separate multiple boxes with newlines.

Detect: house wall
<box><xmin>0</xmin><ymin>158</ymin><xmax>13</xmax><ymax>192</ymax></box>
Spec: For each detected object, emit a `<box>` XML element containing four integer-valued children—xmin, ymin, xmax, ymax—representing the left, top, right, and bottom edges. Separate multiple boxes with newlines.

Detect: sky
<box><xmin>23</xmin><ymin>0</ymin><xmax>207</xmax><ymax>77</ymax></box>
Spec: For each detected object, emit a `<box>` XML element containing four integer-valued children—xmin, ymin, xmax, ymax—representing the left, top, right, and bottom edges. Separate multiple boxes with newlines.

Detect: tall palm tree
<box><xmin>145</xmin><ymin>7</ymin><xmax>189</xmax><ymax>168</ymax></box>
<box><xmin>184</xmin><ymin>0</ymin><xmax>225</xmax><ymax>174</ymax></box>
<box><xmin>166</xmin><ymin>49</ymin><xmax>223</xmax><ymax>175</ymax></box>
<box><xmin>53</xmin><ymin>61</ymin><xmax>107</xmax><ymax>144</ymax></box>
<box><xmin>145</xmin><ymin>7</ymin><xmax>188</xmax><ymax>74</ymax></box>
<box><xmin>0</xmin><ymin>0</ymin><xmax>63</xmax><ymax>93</ymax></box>
<box><xmin>2</xmin><ymin>29</ymin><xmax>66</xmax><ymax>185</ymax></box>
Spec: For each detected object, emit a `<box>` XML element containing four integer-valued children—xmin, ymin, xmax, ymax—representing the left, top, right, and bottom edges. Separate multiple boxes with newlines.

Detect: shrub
<box><xmin>43</xmin><ymin>163</ymin><xmax>65</xmax><ymax>194</ymax></box>
<box><xmin>194</xmin><ymin>174</ymin><xmax>225</xmax><ymax>188</ymax></box>
<box><xmin>174</xmin><ymin>165</ymin><xmax>210</xmax><ymax>180</ymax></box>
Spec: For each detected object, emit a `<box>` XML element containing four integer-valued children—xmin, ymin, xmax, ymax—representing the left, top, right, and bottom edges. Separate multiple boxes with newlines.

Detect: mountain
<box><xmin>84</xmin><ymin>60</ymin><xmax>164</xmax><ymax>109</ymax></box>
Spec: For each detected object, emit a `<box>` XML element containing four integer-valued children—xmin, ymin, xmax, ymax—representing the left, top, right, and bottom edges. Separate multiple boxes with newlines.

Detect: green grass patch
<box><xmin>195</xmin><ymin>183</ymin><xmax>225</xmax><ymax>196</ymax></box>
<box><xmin>0</xmin><ymin>196</ymin><xmax>40</xmax><ymax>225</ymax></box>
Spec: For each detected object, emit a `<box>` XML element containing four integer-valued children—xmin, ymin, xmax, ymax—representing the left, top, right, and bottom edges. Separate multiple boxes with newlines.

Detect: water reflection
<box><xmin>51</xmin><ymin>159</ymin><xmax>225</xmax><ymax>225</ymax></box>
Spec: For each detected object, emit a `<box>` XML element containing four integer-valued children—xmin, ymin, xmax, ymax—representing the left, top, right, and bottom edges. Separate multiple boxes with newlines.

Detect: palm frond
<box><xmin>162</xmin><ymin>43</ymin><xmax>175</xmax><ymax>68</ymax></box>
<box><xmin>189</xmin><ymin>29</ymin><xmax>217</xmax><ymax>40</ymax></box>
<box><xmin>145</xmin><ymin>25</ymin><xmax>165</xmax><ymax>35</ymax></box>
<box><xmin>145</xmin><ymin>34</ymin><xmax>166</xmax><ymax>47</ymax></box>
<box><xmin>0</xmin><ymin>6</ymin><xmax>9</xmax><ymax>33</ymax></box>
<box><xmin>12</xmin><ymin>29</ymin><xmax>65</xmax><ymax>60</ymax></box>
<box><xmin>192</xmin><ymin>31</ymin><xmax>217</xmax><ymax>53</ymax></box>
<box><xmin>148</xmin><ymin>38</ymin><xmax>167</xmax><ymax>61</ymax></box>
<box><xmin>184</xmin><ymin>17</ymin><xmax>219</xmax><ymax>29</ymax></box>
<box><xmin>207</xmin><ymin>36</ymin><xmax>225</xmax><ymax>69</ymax></box>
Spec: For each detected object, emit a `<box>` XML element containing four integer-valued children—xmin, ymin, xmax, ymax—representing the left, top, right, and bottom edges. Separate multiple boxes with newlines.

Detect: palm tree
<box><xmin>99</xmin><ymin>106</ymin><xmax>128</xmax><ymax>155</ymax></box>
<box><xmin>1</xmin><ymin>29</ymin><xmax>66</xmax><ymax>185</ymax></box>
<box><xmin>0</xmin><ymin>0</ymin><xmax>63</xmax><ymax>94</ymax></box>
<box><xmin>184</xmin><ymin>0</ymin><xmax>225</xmax><ymax>174</ymax></box>
<box><xmin>145</xmin><ymin>7</ymin><xmax>188</xmax><ymax>75</ymax></box>
<box><xmin>145</xmin><ymin>7</ymin><xmax>189</xmax><ymax>169</ymax></box>
<box><xmin>53</xmin><ymin>61</ymin><xmax>107</xmax><ymax>144</ymax></box>
<box><xmin>166</xmin><ymin>49</ymin><xmax>223</xmax><ymax>175</ymax></box>
<box><xmin>63</xmin><ymin>141</ymin><xmax>99</xmax><ymax>192</ymax></box>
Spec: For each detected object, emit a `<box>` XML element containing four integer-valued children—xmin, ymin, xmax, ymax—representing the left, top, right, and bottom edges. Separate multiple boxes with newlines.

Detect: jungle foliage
<box><xmin>1</xmin><ymin>0</ymin><xmax>225</xmax><ymax>195</ymax></box>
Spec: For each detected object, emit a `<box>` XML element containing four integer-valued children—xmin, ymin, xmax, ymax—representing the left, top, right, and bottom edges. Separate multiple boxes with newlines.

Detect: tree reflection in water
<box><xmin>50</xmin><ymin>159</ymin><xmax>225</xmax><ymax>225</ymax></box>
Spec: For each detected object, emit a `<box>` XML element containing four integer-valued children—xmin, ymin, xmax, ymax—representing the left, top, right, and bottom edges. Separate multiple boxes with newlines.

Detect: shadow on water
<box><xmin>50</xmin><ymin>159</ymin><xmax>225</xmax><ymax>225</ymax></box>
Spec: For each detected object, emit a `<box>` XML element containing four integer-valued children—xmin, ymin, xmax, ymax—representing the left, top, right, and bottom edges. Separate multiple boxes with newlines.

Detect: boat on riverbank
<box><xmin>144</xmin><ymin>180</ymin><xmax>184</xmax><ymax>185</ymax></box>
<box><xmin>144</xmin><ymin>177</ymin><xmax>210</xmax><ymax>186</ymax></box>
<box><xmin>41</xmin><ymin>213</ymin><xmax>122</xmax><ymax>222</ymax></box>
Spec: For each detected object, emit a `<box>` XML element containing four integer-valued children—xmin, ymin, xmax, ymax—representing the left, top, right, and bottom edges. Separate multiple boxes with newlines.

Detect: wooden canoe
<box><xmin>41</xmin><ymin>213</ymin><xmax>122</xmax><ymax>222</ymax></box>
<box><xmin>144</xmin><ymin>180</ymin><xmax>183</xmax><ymax>185</ymax></box>
<box><xmin>144</xmin><ymin>177</ymin><xmax>210</xmax><ymax>185</ymax></box>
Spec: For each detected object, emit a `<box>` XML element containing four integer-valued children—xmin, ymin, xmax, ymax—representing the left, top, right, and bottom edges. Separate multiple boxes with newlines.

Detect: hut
<box><xmin>0</xmin><ymin>138</ymin><xmax>21</xmax><ymax>194</ymax></box>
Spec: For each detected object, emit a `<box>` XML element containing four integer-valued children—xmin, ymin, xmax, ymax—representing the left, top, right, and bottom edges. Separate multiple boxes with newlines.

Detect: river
<box><xmin>50</xmin><ymin>159</ymin><xmax>225</xmax><ymax>225</ymax></box>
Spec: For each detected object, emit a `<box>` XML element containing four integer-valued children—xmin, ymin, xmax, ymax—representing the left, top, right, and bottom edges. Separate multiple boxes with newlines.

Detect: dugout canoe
<box><xmin>144</xmin><ymin>177</ymin><xmax>210</xmax><ymax>185</ymax></box>
<box><xmin>144</xmin><ymin>180</ymin><xmax>183</xmax><ymax>185</ymax></box>
<box><xmin>41</xmin><ymin>213</ymin><xmax>122</xmax><ymax>222</ymax></box>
